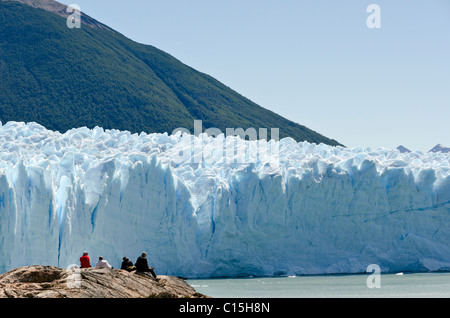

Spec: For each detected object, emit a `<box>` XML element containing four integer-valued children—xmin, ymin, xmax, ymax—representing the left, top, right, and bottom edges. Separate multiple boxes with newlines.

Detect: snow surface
<box><xmin>0</xmin><ymin>121</ymin><xmax>449</xmax><ymax>278</ymax></box>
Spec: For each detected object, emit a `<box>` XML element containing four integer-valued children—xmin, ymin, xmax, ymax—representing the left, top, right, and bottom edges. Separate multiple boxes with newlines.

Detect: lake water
<box><xmin>187</xmin><ymin>272</ymin><xmax>450</xmax><ymax>298</ymax></box>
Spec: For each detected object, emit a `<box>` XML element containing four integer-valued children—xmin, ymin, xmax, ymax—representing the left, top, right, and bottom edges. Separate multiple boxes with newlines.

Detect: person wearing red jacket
<box><xmin>80</xmin><ymin>251</ymin><xmax>91</xmax><ymax>268</ymax></box>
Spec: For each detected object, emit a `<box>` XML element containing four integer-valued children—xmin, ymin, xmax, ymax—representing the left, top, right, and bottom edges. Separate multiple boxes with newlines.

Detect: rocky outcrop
<box><xmin>0</xmin><ymin>266</ymin><xmax>208</xmax><ymax>298</ymax></box>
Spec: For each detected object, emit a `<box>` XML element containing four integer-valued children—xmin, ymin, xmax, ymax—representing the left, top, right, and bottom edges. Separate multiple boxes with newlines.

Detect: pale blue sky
<box><xmin>60</xmin><ymin>0</ymin><xmax>450</xmax><ymax>151</ymax></box>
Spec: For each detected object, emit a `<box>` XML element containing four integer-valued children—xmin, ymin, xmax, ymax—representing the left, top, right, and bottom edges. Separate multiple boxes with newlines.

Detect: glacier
<box><xmin>0</xmin><ymin>121</ymin><xmax>449</xmax><ymax>278</ymax></box>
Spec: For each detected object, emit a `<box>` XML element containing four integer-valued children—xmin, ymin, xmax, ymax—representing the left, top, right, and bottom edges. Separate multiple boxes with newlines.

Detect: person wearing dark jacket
<box><xmin>135</xmin><ymin>252</ymin><xmax>157</xmax><ymax>278</ymax></box>
<box><xmin>121</xmin><ymin>257</ymin><xmax>135</xmax><ymax>272</ymax></box>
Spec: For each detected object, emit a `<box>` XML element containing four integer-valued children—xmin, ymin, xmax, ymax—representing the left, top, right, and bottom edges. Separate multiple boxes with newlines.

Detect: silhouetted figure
<box><xmin>135</xmin><ymin>252</ymin><xmax>157</xmax><ymax>278</ymax></box>
<box><xmin>121</xmin><ymin>257</ymin><xmax>135</xmax><ymax>272</ymax></box>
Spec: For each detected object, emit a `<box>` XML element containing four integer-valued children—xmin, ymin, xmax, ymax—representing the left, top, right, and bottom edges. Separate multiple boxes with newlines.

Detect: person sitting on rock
<box><xmin>80</xmin><ymin>251</ymin><xmax>91</xmax><ymax>268</ymax></box>
<box><xmin>135</xmin><ymin>252</ymin><xmax>157</xmax><ymax>278</ymax></box>
<box><xmin>121</xmin><ymin>257</ymin><xmax>135</xmax><ymax>272</ymax></box>
<box><xmin>96</xmin><ymin>256</ymin><xmax>112</xmax><ymax>269</ymax></box>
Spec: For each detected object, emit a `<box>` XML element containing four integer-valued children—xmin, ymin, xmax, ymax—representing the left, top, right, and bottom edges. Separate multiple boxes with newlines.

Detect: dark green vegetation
<box><xmin>0</xmin><ymin>1</ymin><xmax>342</xmax><ymax>145</ymax></box>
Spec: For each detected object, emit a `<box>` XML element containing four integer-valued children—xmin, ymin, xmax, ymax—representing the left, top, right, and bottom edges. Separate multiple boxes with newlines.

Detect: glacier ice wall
<box><xmin>0</xmin><ymin>121</ymin><xmax>449</xmax><ymax>277</ymax></box>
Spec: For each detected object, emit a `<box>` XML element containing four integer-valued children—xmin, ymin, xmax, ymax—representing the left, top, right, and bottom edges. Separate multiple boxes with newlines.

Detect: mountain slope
<box><xmin>429</xmin><ymin>144</ymin><xmax>450</xmax><ymax>153</ymax></box>
<box><xmin>0</xmin><ymin>0</ymin><xmax>342</xmax><ymax>146</ymax></box>
<box><xmin>0</xmin><ymin>0</ymin><xmax>113</xmax><ymax>30</ymax></box>
<box><xmin>396</xmin><ymin>145</ymin><xmax>411</xmax><ymax>153</ymax></box>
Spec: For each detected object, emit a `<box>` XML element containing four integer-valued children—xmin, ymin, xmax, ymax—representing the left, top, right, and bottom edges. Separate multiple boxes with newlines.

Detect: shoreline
<box><xmin>185</xmin><ymin>269</ymin><xmax>450</xmax><ymax>281</ymax></box>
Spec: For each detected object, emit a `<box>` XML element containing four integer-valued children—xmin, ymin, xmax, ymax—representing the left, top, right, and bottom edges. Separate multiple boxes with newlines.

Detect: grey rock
<box><xmin>0</xmin><ymin>266</ymin><xmax>208</xmax><ymax>298</ymax></box>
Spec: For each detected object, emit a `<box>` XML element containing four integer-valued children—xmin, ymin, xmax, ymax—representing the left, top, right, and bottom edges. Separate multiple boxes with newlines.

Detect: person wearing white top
<box><xmin>96</xmin><ymin>256</ymin><xmax>112</xmax><ymax>269</ymax></box>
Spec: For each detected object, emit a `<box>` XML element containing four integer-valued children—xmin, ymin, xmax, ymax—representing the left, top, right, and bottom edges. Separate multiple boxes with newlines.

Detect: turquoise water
<box><xmin>188</xmin><ymin>272</ymin><xmax>450</xmax><ymax>298</ymax></box>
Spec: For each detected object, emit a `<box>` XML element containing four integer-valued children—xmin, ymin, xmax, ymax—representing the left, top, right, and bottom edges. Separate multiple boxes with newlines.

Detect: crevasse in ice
<box><xmin>0</xmin><ymin>121</ymin><xmax>449</xmax><ymax>277</ymax></box>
